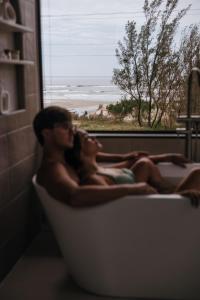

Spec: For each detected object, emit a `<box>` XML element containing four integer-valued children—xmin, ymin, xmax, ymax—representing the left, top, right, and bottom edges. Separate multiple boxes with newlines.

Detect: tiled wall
<box><xmin>0</xmin><ymin>0</ymin><xmax>41</xmax><ymax>281</ymax></box>
<box><xmin>99</xmin><ymin>137</ymin><xmax>185</xmax><ymax>155</ymax></box>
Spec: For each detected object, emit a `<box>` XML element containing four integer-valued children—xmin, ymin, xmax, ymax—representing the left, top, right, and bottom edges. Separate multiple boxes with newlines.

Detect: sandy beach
<box><xmin>44</xmin><ymin>99</ymin><xmax>113</xmax><ymax>115</ymax></box>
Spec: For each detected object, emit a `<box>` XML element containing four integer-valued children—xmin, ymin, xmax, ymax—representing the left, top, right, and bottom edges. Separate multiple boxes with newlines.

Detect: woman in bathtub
<box><xmin>65</xmin><ymin>130</ymin><xmax>200</xmax><ymax>207</ymax></box>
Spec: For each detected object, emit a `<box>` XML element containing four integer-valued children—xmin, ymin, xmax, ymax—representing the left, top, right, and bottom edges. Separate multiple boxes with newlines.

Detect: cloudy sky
<box><xmin>41</xmin><ymin>0</ymin><xmax>200</xmax><ymax>85</ymax></box>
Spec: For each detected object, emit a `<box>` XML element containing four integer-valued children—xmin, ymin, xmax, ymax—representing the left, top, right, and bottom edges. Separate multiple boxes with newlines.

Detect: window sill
<box><xmin>89</xmin><ymin>131</ymin><xmax>187</xmax><ymax>138</ymax></box>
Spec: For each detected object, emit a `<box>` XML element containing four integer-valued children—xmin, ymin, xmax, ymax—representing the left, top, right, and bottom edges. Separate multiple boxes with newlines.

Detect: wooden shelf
<box><xmin>0</xmin><ymin>6</ymin><xmax>34</xmax><ymax>113</ymax></box>
<box><xmin>0</xmin><ymin>58</ymin><xmax>34</xmax><ymax>65</ymax></box>
<box><xmin>0</xmin><ymin>18</ymin><xmax>33</xmax><ymax>33</ymax></box>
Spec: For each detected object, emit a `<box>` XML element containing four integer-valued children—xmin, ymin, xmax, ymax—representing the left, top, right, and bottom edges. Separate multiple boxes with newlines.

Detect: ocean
<box><xmin>43</xmin><ymin>77</ymin><xmax>122</xmax><ymax>115</ymax></box>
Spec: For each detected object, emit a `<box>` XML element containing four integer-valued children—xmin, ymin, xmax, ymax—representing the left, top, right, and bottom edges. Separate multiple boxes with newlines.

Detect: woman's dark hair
<box><xmin>65</xmin><ymin>132</ymin><xmax>82</xmax><ymax>169</ymax></box>
<box><xmin>33</xmin><ymin>106</ymin><xmax>72</xmax><ymax>145</ymax></box>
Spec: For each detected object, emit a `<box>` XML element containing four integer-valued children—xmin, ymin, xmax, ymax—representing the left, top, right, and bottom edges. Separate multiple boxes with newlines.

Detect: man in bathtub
<box><xmin>33</xmin><ymin>106</ymin><xmax>200</xmax><ymax>207</ymax></box>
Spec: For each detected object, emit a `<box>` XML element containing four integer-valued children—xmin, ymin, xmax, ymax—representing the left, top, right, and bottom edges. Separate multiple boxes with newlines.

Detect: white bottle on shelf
<box><xmin>0</xmin><ymin>84</ymin><xmax>10</xmax><ymax>114</ymax></box>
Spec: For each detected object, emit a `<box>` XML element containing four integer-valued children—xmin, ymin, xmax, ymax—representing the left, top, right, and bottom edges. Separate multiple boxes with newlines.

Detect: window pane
<box><xmin>40</xmin><ymin>0</ymin><xmax>200</xmax><ymax>131</ymax></box>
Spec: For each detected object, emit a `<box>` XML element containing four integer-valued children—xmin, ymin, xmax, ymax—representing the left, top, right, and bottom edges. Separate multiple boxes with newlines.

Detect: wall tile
<box><xmin>0</xmin><ymin>229</ymin><xmax>28</xmax><ymax>281</ymax></box>
<box><xmin>24</xmin><ymin>66</ymin><xmax>37</xmax><ymax>96</ymax></box>
<box><xmin>0</xmin><ymin>135</ymin><xmax>9</xmax><ymax>171</ymax></box>
<box><xmin>0</xmin><ymin>116</ymin><xmax>8</xmax><ymax>136</ymax></box>
<box><xmin>0</xmin><ymin>188</ymin><xmax>30</xmax><ymax>244</ymax></box>
<box><xmin>27</xmin><ymin>93</ymin><xmax>41</xmax><ymax>122</ymax></box>
<box><xmin>23</xmin><ymin>32</ymin><xmax>36</xmax><ymax>61</ymax></box>
<box><xmin>130</xmin><ymin>138</ymin><xmax>185</xmax><ymax>155</ymax></box>
<box><xmin>99</xmin><ymin>138</ymin><xmax>134</xmax><ymax>153</ymax></box>
<box><xmin>0</xmin><ymin>171</ymin><xmax>10</xmax><ymax>209</ymax></box>
<box><xmin>25</xmin><ymin>1</ymin><xmax>36</xmax><ymax>30</ymax></box>
<box><xmin>7</xmin><ymin>126</ymin><xmax>36</xmax><ymax>165</ymax></box>
<box><xmin>10</xmin><ymin>155</ymin><xmax>37</xmax><ymax>199</ymax></box>
<box><xmin>99</xmin><ymin>137</ymin><xmax>186</xmax><ymax>155</ymax></box>
<box><xmin>6</xmin><ymin>110</ymin><xmax>29</xmax><ymax>133</ymax></box>
<box><xmin>1</xmin><ymin>93</ymin><xmax>40</xmax><ymax>136</ymax></box>
<box><xmin>18</xmin><ymin>0</ymin><xmax>26</xmax><ymax>25</ymax></box>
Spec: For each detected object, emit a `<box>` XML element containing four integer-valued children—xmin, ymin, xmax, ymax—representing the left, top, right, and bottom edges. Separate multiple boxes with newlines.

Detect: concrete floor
<box><xmin>0</xmin><ymin>231</ymin><xmax>137</xmax><ymax>300</ymax></box>
<box><xmin>0</xmin><ymin>230</ymin><xmax>175</xmax><ymax>300</ymax></box>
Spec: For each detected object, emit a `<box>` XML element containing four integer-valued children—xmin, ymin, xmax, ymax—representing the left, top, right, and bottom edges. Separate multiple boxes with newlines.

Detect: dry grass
<box><xmin>73</xmin><ymin>118</ymin><xmax>170</xmax><ymax>131</ymax></box>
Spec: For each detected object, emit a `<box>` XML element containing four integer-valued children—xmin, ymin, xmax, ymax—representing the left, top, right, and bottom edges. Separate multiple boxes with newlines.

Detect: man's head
<box><xmin>33</xmin><ymin>106</ymin><xmax>73</xmax><ymax>147</ymax></box>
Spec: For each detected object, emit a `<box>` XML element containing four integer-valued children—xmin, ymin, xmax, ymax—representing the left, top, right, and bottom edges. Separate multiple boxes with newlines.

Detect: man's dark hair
<box><xmin>33</xmin><ymin>106</ymin><xmax>72</xmax><ymax>146</ymax></box>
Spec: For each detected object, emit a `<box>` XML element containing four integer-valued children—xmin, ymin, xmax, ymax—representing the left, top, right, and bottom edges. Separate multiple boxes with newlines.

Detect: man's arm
<box><xmin>40</xmin><ymin>163</ymin><xmax>157</xmax><ymax>207</ymax></box>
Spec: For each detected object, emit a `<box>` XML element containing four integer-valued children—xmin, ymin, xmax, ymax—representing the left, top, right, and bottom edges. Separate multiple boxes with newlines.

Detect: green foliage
<box><xmin>113</xmin><ymin>0</ymin><xmax>200</xmax><ymax>128</ymax></box>
<box><xmin>107</xmin><ymin>99</ymin><xmax>136</xmax><ymax>120</ymax></box>
<box><xmin>107</xmin><ymin>98</ymin><xmax>151</xmax><ymax>122</ymax></box>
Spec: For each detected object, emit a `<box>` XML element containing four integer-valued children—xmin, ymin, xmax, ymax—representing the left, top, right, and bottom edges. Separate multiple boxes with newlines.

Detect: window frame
<box><xmin>36</xmin><ymin>0</ymin><xmax>186</xmax><ymax>138</ymax></box>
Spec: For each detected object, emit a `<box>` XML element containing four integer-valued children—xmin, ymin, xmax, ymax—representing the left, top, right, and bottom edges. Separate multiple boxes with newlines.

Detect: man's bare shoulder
<box><xmin>36</xmin><ymin>160</ymin><xmax>80</xmax><ymax>204</ymax></box>
<box><xmin>37</xmin><ymin>160</ymin><xmax>78</xmax><ymax>187</ymax></box>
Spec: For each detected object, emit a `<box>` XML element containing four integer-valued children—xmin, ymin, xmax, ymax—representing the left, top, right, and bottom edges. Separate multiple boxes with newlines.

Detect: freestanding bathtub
<box><xmin>32</xmin><ymin>163</ymin><xmax>200</xmax><ymax>300</ymax></box>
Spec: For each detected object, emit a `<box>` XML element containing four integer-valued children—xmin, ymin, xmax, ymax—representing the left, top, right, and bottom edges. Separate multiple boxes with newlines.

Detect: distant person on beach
<box><xmin>33</xmin><ymin>106</ymin><xmax>200</xmax><ymax>207</ymax></box>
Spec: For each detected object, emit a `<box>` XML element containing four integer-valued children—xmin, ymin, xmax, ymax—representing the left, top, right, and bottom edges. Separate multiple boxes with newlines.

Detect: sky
<box><xmin>41</xmin><ymin>0</ymin><xmax>200</xmax><ymax>85</ymax></box>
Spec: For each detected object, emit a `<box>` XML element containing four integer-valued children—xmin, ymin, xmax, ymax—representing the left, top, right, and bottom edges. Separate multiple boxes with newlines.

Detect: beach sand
<box><xmin>44</xmin><ymin>99</ymin><xmax>113</xmax><ymax>114</ymax></box>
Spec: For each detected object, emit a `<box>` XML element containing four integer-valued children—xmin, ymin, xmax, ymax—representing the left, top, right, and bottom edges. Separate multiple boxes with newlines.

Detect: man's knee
<box><xmin>189</xmin><ymin>168</ymin><xmax>200</xmax><ymax>178</ymax></box>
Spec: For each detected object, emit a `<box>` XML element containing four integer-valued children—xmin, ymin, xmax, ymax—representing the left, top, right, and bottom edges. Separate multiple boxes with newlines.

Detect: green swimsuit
<box><xmin>96</xmin><ymin>168</ymin><xmax>135</xmax><ymax>184</ymax></box>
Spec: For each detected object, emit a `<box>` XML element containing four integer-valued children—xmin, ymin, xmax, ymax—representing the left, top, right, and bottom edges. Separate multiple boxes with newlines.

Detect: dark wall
<box><xmin>0</xmin><ymin>0</ymin><xmax>41</xmax><ymax>281</ymax></box>
<box><xmin>98</xmin><ymin>135</ymin><xmax>200</xmax><ymax>161</ymax></box>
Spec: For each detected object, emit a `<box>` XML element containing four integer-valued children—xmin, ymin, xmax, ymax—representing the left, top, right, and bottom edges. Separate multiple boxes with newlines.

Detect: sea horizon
<box><xmin>43</xmin><ymin>77</ymin><xmax>123</xmax><ymax>115</ymax></box>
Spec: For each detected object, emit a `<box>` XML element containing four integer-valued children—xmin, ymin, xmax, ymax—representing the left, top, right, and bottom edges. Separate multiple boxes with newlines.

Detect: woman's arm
<box><xmin>96</xmin><ymin>151</ymin><xmax>149</xmax><ymax>163</ymax></box>
<box><xmin>149</xmin><ymin>153</ymin><xmax>190</xmax><ymax>167</ymax></box>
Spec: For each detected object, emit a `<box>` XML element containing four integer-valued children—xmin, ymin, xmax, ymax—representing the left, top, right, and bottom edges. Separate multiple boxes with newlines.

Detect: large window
<box><xmin>41</xmin><ymin>0</ymin><xmax>200</xmax><ymax>131</ymax></box>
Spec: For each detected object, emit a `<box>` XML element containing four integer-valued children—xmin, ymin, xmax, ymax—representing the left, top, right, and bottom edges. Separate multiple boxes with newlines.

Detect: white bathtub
<box><xmin>32</xmin><ymin>163</ymin><xmax>200</xmax><ymax>300</ymax></box>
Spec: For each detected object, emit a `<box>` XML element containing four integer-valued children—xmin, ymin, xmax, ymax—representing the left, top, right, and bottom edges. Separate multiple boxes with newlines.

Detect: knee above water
<box><xmin>189</xmin><ymin>168</ymin><xmax>200</xmax><ymax>177</ymax></box>
<box><xmin>136</xmin><ymin>157</ymin><xmax>153</xmax><ymax>167</ymax></box>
